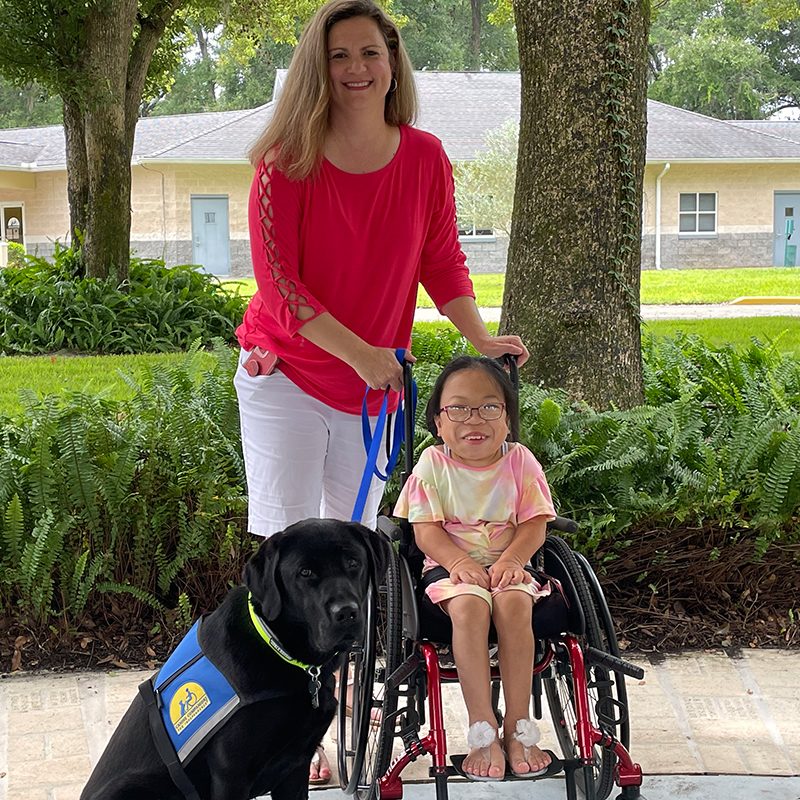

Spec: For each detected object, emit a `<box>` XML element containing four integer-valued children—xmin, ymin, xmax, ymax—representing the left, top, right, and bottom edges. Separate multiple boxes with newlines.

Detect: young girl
<box><xmin>394</xmin><ymin>356</ymin><xmax>555</xmax><ymax>781</ymax></box>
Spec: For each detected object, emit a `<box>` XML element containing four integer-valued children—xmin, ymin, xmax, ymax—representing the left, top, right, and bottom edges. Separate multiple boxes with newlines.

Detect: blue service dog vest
<box><xmin>138</xmin><ymin>616</ymin><xmax>295</xmax><ymax>799</ymax></box>
<box><xmin>152</xmin><ymin>618</ymin><xmax>239</xmax><ymax>764</ymax></box>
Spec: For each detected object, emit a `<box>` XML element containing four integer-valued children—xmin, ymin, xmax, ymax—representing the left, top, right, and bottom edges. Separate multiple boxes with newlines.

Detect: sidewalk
<box><xmin>1</xmin><ymin>650</ymin><xmax>798</xmax><ymax>800</ymax></box>
<box><xmin>414</xmin><ymin>303</ymin><xmax>800</xmax><ymax>323</ymax></box>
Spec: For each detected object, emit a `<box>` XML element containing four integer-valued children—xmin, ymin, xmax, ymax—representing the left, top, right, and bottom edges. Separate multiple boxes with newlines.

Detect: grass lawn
<box><xmin>2</xmin><ymin>317</ymin><xmax>798</xmax><ymax>416</ymax></box>
<box><xmin>0</xmin><ymin>352</ymin><xmax>216</xmax><ymax>417</ymax></box>
<box><xmin>224</xmin><ymin>267</ymin><xmax>800</xmax><ymax>307</ymax></box>
<box><xmin>644</xmin><ymin>317</ymin><xmax>800</xmax><ymax>358</ymax></box>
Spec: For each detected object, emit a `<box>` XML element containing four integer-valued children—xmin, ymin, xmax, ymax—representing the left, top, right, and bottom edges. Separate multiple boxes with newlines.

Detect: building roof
<box><xmin>3</xmin><ymin>72</ymin><xmax>800</xmax><ymax>171</ymax></box>
<box><xmin>730</xmin><ymin>120</ymin><xmax>800</xmax><ymax>146</ymax></box>
<box><xmin>647</xmin><ymin>101</ymin><xmax>800</xmax><ymax>161</ymax></box>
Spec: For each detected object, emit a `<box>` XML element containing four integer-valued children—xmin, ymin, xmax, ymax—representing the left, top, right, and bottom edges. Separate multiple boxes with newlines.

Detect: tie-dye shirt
<box><xmin>394</xmin><ymin>443</ymin><xmax>556</xmax><ymax>573</ymax></box>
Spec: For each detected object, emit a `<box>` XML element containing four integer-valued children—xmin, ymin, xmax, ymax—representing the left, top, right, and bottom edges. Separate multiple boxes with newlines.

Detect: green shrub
<box><xmin>1</xmin><ymin>328</ymin><xmax>798</xmax><ymax>643</ymax></box>
<box><xmin>0</xmin><ymin>341</ymin><xmax>252</xmax><ymax>627</ymax></box>
<box><xmin>6</xmin><ymin>242</ymin><xmax>26</xmax><ymax>269</ymax></box>
<box><xmin>0</xmin><ymin>246</ymin><xmax>247</xmax><ymax>355</ymax></box>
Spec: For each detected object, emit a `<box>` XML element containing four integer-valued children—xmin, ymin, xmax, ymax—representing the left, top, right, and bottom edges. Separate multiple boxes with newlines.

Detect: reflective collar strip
<box><xmin>247</xmin><ymin>592</ymin><xmax>316</xmax><ymax>672</ymax></box>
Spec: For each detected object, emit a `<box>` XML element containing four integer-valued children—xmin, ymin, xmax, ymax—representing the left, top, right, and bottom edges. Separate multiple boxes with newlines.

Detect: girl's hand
<box><xmin>488</xmin><ymin>559</ymin><xmax>533</xmax><ymax>589</ymax></box>
<box><xmin>352</xmin><ymin>346</ymin><xmax>415</xmax><ymax>392</ymax></box>
<box><xmin>472</xmin><ymin>334</ymin><xmax>529</xmax><ymax>368</ymax></box>
<box><xmin>449</xmin><ymin>557</ymin><xmax>490</xmax><ymax>589</ymax></box>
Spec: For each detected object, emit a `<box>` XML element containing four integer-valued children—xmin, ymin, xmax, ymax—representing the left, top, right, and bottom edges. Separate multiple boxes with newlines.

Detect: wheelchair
<box><xmin>336</xmin><ymin>360</ymin><xmax>646</xmax><ymax>800</ymax></box>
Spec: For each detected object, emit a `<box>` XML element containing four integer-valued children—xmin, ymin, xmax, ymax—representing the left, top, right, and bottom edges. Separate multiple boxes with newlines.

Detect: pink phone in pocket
<box><xmin>243</xmin><ymin>347</ymin><xmax>279</xmax><ymax>377</ymax></box>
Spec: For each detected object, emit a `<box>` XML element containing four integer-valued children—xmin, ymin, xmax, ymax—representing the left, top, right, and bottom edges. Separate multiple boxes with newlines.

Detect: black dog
<box><xmin>81</xmin><ymin>519</ymin><xmax>391</xmax><ymax>800</ymax></box>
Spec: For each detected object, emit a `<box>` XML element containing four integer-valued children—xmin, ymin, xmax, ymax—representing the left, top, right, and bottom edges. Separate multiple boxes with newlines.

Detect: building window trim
<box><xmin>678</xmin><ymin>192</ymin><xmax>717</xmax><ymax>236</ymax></box>
<box><xmin>458</xmin><ymin>223</ymin><xmax>496</xmax><ymax>242</ymax></box>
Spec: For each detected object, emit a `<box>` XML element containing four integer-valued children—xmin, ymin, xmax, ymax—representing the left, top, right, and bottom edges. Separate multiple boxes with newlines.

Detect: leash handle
<box><xmin>352</xmin><ymin>349</ymin><xmax>416</xmax><ymax>523</ymax></box>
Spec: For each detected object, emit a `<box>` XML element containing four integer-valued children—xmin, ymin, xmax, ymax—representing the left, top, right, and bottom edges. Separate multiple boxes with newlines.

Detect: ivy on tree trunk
<box><xmin>501</xmin><ymin>0</ymin><xmax>649</xmax><ymax>410</ymax></box>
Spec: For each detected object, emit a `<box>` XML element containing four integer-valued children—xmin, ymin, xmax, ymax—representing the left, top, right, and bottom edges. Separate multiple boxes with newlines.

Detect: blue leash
<box><xmin>351</xmin><ymin>349</ymin><xmax>416</xmax><ymax>524</ymax></box>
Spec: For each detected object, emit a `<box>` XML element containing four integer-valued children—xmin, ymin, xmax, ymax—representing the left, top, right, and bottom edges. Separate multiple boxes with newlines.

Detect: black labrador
<box><xmin>81</xmin><ymin>518</ymin><xmax>390</xmax><ymax>800</ymax></box>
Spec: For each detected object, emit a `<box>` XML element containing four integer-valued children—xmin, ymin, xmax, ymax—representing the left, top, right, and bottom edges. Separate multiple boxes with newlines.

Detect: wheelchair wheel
<box><xmin>542</xmin><ymin>536</ymin><xmax>616</xmax><ymax>800</ymax></box>
<box><xmin>338</xmin><ymin>547</ymin><xmax>403</xmax><ymax>799</ymax></box>
<box><xmin>574</xmin><ymin>551</ymin><xmax>630</xmax><ymax>751</ymax></box>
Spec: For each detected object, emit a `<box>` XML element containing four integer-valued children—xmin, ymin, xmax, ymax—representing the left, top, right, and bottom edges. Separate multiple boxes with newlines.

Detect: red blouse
<box><xmin>236</xmin><ymin>125</ymin><xmax>475</xmax><ymax>414</ymax></box>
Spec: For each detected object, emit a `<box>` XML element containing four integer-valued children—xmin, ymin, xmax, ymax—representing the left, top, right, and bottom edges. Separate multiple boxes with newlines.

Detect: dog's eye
<box><xmin>347</xmin><ymin>558</ymin><xmax>359</xmax><ymax>570</ymax></box>
<box><xmin>299</xmin><ymin>568</ymin><xmax>314</xmax><ymax>578</ymax></box>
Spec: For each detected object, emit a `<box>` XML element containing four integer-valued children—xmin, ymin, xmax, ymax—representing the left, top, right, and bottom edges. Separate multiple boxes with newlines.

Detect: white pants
<box><xmin>234</xmin><ymin>351</ymin><xmax>387</xmax><ymax>537</ymax></box>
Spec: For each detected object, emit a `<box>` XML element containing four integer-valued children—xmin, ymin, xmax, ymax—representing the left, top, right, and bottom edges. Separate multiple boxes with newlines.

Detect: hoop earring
<box><xmin>388</xmin><ymin>77</ymin><xmax>398</xmax><ymax>93</ymax></box>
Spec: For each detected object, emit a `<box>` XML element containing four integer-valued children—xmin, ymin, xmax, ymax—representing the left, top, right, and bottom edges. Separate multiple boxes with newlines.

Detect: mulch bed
<box><xmin>2</xmin><ymin>524</ymin><xmax>798</xmax><ymax>674</ymax></box>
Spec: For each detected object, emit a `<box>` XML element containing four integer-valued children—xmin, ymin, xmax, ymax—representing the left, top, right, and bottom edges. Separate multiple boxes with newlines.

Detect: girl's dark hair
<box><xmin>425</xmin><ymin>356</ymin><xmax>519</xmax><ymax>442</ymax></box>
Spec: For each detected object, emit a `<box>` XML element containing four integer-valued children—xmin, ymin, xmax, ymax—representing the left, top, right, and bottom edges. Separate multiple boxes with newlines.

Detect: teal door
<box><xmin>191</xmin><ymin>196</ymin><xmax>230</xmax><ymax>275</ymax></box>
<box><xmin>773</xmin><ymin>193</ymin><xmax>800</xmax><ymax>266</ymax></box>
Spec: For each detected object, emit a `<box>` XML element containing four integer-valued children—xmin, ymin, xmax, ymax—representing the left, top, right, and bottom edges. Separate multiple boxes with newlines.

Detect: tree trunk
<box><xmin>196</xmin><ymin>26</ymin><xmax>218</xmax><ymax>105</ymax></box>
<box><xmin>61</xmin><ymin>0</ymin><xmax>183</xmax><ymax>282</ymax></box>
<box><xmin>62</xmin><ymin>97</ymin><xmax>89</xmax><ymax>269</ymax></box>
<box><xmin>502</xmin><ymin>0</ymin><xmax>649</xmax><ymax>410</ymax></box>
<box><xmin>470</xmin><ymin>0</ymin><xmax>482</xmax><ymax>71</ymax></box>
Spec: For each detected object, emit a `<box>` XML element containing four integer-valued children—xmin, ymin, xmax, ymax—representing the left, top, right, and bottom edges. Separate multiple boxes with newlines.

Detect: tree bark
<box><xmin>62</xmin><ymin>97</ymin><xmax>89</xmax><ymax>267</ymax></box>
<box><xmin>66</xmin><ymin>0</ymin><xmax>184</xmax><ymax>282</ymax></box>
<box><xmin>470</xmin><ymin>0</ymin><xmax>482</xmax><ymax>71</ymax></box>
<box><xmin>501</xmin><ymin>0</ymin><xmax>649</xmax><ymax>410</ymax></box>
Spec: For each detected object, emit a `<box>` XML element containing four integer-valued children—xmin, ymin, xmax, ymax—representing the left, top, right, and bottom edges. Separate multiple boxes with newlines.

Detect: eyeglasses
<box><xmin>438</xmin><ymin>403</ymin><xmax>506</xmax><ymax>422</ymax></box>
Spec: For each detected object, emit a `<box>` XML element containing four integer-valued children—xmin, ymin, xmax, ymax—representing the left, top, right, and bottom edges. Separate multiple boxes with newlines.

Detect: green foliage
<box><xmin>384</xmin><ymin>330</ymin><xmax>800</xmax><ymax>558</ymax></box>
<box><xmin>649</xmin><ymin>28</ymin><xmax>782</xmax><ymax>118</ymax></box>
<box><xmin>0</xmin><ymin>248</ymin><xmax>247</xmax><ymax>355</ymax></box>
<box><xmin>1</xmin><ymin>327</ymin><xmax>798</xmax><ymax>639</ymax></box>
<box><xmin>0</xmin><ymin>77</ymin><xmax>61</xmax><ymax>127</ymax></box>
<box><xmin>0</xmin><ymin>341</ymin><xmax>250</xmax><ymax>625</ymax></box>
<box><xmin>454</xmin><ymin>120</ymin><xmax>518</xmax><ymax>235</ymax></box>
<box><xmin>649</xmin><ymin>0</ymin><xmax>800</xmax><ymax>117</ymax></box>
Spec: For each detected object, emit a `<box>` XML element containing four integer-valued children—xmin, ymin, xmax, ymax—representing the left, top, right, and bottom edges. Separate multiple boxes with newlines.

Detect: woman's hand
<box><xmin>352</xmin><ymin>346</ymin><xmax>415</xmax><ymax>392</ymax></box>
<box><xmin>449</xmin><ymin>557</ymin><xmax>490</xmax><ymax>589</ymax></box>
<box><xmin>488</xmin><ymin>558</ymin><xmax>532</xmax><ymax>590</ymax></box>
<box><xmin>472</xmin><ymin>334</ymin><xmax>530</xmax><ymax>368</ymax></box>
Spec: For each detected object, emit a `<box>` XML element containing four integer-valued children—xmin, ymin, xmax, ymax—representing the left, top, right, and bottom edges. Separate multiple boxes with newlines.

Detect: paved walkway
<box><xmin>1</xmin><ymin>650</ymin><xmax>798</xmax><ymax>800</ymax></box>
<box><xmin>414</xmin><ymin>303</ymin><xmax>800</xmax><ymax>323</ymax></box>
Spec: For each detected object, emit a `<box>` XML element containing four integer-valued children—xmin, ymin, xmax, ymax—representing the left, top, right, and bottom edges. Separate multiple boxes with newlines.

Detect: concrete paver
<box><xmin>414</xmin><ymin>303</ymin><xmax>800</xmax><ymax>324</ymax></box>
<box><xmin>1</xmin><ymin>650</ymin><xmax>798</xmax><ymax>800</ymax></box>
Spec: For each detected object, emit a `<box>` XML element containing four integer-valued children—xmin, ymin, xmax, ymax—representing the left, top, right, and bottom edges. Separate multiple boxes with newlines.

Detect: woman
<box><xmin>234</xmin><ymin>0</ymin><xmax>529</xmax><ymax>781</ymax></box>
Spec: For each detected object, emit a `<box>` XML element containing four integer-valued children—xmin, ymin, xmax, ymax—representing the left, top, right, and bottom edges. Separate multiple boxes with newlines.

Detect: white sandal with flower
<box><xmin>462</xmin><ymin>720</ymin><xmax>505</xmax><ymax>781</ymax></box>
<box><xmin>505</xmin><ymin>719</ymin><xmax>551</xmax><ymax>777</ymax></box>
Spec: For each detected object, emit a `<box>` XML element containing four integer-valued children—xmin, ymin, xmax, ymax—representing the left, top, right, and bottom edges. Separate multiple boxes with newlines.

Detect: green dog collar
<box><xmin>247</xmin><ymin>592</ymin><xmax>323</xmax><ymax>708</ymax></box>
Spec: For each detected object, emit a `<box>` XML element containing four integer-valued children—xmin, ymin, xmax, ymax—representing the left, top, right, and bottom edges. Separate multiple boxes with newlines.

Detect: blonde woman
<box><xmin>234</xmin><ymin>0</ymin><xmax>529</xmax><ymax>781</ymax></box>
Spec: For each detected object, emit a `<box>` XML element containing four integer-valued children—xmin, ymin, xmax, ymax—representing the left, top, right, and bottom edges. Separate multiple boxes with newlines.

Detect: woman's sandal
<box><xmin>505</xmin><ymin>719</ymin><xmax>552</xmax><ymax>778</ymax></box>
<box><xmin>461</xmin><ymin>720</ymin><xmax>505</xmax><ymax>781</ymax></box>
<box><xmin>309</xmin><ymin>745</ymin><xmax>332</xmax><ymax>786</ymax></box>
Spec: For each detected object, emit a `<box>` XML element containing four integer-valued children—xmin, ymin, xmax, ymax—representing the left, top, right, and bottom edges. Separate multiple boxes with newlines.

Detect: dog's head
<box><xmin>244</xmin><ymin>518</ymin><xmax>392</xmax><ymax>660</ymax></box>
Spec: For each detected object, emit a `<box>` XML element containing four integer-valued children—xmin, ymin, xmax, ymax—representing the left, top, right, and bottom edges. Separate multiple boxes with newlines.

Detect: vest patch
<box><xmin>154</xmin><ymin>620</ymin><xmax>240</xmax><ymax>764</ymax></box>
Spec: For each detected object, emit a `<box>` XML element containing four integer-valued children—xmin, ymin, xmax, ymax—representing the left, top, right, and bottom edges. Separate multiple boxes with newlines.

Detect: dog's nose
<box><xmin>330</xmin><ymin>601</ymin><xmax>359</xmax><ymax>624</ymax></box>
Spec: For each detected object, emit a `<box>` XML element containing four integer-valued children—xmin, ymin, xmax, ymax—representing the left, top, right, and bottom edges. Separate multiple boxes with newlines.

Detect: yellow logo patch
<box><xmin>169</xmin><ymin>682</ymin><xmax>211</xmax><ymax>734</ymax></box>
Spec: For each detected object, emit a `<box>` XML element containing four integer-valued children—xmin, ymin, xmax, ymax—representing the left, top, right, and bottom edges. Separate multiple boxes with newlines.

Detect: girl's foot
<box><xmin>463</xmin><ymin>721</ymin><xmax>505</xmax><ymax>780</ymax></box>
<box><xmin>309</xmin><ymin>745</ymin><xmax>332</xmax><ymax>785</ymax></box>
<box><xmin>503</xmin><ymin>719</ymin><xmax>551</xmax><ymax>776</ymax></box>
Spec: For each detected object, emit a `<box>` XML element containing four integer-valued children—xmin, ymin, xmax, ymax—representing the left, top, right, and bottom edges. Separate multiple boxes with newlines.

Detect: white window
<box><xmin>679</xmin><ymin>193</ymin><xmax>717</xmax><ymax>234</ymax></box>
<box><xmin>458</xmin><ymin>222</ymin><xmax>495</xmax><ymax>240</ymax></box>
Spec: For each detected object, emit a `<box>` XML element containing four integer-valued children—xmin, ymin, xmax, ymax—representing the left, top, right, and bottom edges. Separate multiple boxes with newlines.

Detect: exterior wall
<box><xmin>148</xmin><ymin>163</ymin><xmax>253</xmax><ymax>276</ymax></box>
<box><xmin>10</xmin><ymin>160</ymin><xmax>800</xmax><ymax>275</ymax></box>
<box><xmin>460</xmin><ymin>235</ymin><xmax>508</xmax><ymax>273</ymax></box>
<box><xmin>0</xmin><ymin>170</ymin><xmax>69</xmax><ymax>255</ymax></box>
<box><xmin>641</xmin><ymin>162</ymin><xmax>800</xmax><ymax>269</ymax></box>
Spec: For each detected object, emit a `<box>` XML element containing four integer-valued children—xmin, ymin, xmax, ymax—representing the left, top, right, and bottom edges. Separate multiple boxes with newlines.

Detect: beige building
<box><xmin>2</xmin><ymin>72</ymin><xmax>800</xmax><ymax>275</ymax></box>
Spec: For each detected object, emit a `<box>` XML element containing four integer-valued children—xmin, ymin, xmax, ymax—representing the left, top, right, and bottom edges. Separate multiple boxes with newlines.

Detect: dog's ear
<box><xmin>348</xmin><ymin>523</ymin><xmax>392</xmax><ymax>583</ymax></box>
<box><xmin>244</xmin><ymin>534</ymin><xmax>283</xmax><ymax>621</ymax></box>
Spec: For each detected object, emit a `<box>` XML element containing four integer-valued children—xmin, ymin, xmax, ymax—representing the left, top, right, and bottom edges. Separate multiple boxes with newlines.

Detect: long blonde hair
<box><xmin>248</xmin><ymin>0</ymin><xmax>417</xmax><ymax>180</ymax></box>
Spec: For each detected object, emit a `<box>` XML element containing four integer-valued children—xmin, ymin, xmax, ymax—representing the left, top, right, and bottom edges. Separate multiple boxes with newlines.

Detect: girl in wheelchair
<box><xmin>394</xmin><ymin>355</ymin><xmax>556</xmax><ymax>782</ymax></box>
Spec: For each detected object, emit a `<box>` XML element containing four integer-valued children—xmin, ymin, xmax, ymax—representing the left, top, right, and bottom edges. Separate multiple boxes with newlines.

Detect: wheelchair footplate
<box><xmin>449</xmin><ymin>750</ymin><xmax>563</xmax><ymax>782</ymax></box>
